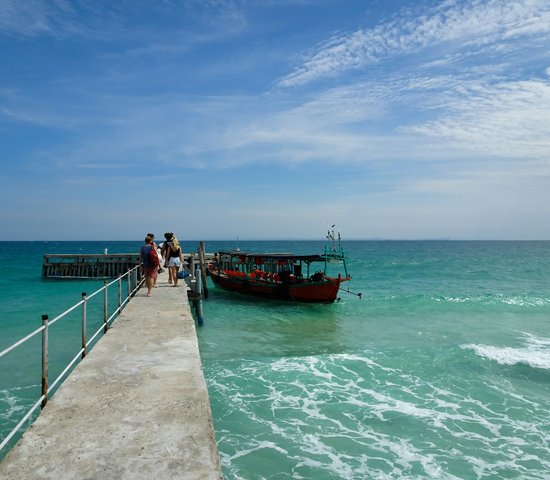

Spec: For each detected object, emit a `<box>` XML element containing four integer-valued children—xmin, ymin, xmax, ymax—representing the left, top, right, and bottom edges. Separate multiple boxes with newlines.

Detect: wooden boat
<box><xmin>208</xmin><ymin>232</ymin><xmax>352</xmax><ymax>303</ymax></box>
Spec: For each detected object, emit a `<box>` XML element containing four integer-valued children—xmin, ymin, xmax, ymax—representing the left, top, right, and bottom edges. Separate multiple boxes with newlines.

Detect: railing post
<box><xmin>81</xmin><ymin>292</ymin><xmax>87</xmax><ymax>358</ymax></box>
<box><xmin>118</xmin><ymin>275</ymin><xmax>122</xmax><ymax>310</ymax></box>
<box><xmin>103</xmin><ymin>279</ymin><xmax>108</xmax><ymax>333</ymax></box>
<box><xmin>41</xmin><ymin>314</ymin><xmax>49</xmax><ymax>408</ymax></box>
<box><xmin>127</xmin><ymin>269</ymin><xmax>131</xmax><ymax>300</ymax></box>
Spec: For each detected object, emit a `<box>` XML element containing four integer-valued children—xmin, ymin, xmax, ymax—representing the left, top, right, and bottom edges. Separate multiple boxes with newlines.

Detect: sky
<box><xmin>1</xmin><ymin>0</ymin><xmax>550</xmax><ymax>241</ymax></box>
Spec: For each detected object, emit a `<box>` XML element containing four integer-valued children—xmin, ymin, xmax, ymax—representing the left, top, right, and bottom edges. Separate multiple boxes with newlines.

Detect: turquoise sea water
<box><xmin>1</xmin><ymin>241</ymin><xmax>550</xmax><ymax>479</ymax></box>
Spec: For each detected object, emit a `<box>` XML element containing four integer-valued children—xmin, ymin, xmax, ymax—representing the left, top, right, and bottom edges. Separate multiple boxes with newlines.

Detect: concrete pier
<box><xmin>0</xmin><ymin>272</ymin><xmax>222</xmax><ymax>480</ymax></box>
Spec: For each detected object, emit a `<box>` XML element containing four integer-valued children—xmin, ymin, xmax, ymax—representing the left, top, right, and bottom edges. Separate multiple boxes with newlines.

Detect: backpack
<box><xmin>149</xmin><ymin>245</ymin><xmax>160</xmax><ymax>267</ymax></box>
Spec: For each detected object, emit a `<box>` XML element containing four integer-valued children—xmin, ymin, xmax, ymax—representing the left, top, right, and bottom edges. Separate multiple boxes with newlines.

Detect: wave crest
<box><xmin>462</xmin><ymin>334</ymin><xmax>550</xmax><ymax>369</ymax></box>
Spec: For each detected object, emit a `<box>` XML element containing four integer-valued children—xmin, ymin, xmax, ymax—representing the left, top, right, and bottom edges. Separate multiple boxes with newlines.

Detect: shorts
<box><xmin>167</xmin><ymin>257</ymin><xmax>181</xmax><ymax>268</ymax></box>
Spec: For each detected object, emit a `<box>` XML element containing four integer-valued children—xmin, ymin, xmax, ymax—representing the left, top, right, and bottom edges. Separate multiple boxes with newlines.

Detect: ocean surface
<box><xmin>1</xmin><ymin>240</ymin><xmax>550</xmax><ymax>479</ymax></box>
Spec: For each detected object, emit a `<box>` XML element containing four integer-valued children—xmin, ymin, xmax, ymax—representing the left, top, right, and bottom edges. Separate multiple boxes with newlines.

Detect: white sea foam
<box><xmin>462</xmin><ymin>333</ymin><xmax>550</xmax><ymax>370</ymax></box>
<box><xmin>0</xmin><ymin>385</ymin><xmax>37</xmax><ymax>422</ymax></box>
<box><xmin>208</xmin><ymin>349</ymin><xmax>550</xmax><ymax>479</ymax></box>
<box><xmin>228</xmin><ymin>440</ymin><xmax>288</xmax><ymax>461</ymax></box>
<box><xmin>435</xmin><ymin>294</ymin><xmax>550</xmax><ymax>307</ymax></box>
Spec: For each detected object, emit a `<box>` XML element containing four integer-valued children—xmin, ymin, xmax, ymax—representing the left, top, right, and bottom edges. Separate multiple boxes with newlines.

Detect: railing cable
<box><xmin>0</xmin><ymin>265</ymin><xmax>142</xmax><ymax>456</ymax></box>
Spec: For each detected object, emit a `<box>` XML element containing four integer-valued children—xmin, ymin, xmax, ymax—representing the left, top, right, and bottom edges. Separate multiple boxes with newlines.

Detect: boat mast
<box><xmin>325</xmin><ymin>225</ymin><xmax>349</xmax><ymax>278</ymax></box>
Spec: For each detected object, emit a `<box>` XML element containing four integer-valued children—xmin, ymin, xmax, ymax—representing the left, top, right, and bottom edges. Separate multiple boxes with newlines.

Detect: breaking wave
<box><xmin>462</xmin><ymin>334</ymin><xmax>550</xmax><ymax>370</ymax></box>
<box><xmin>207</xmin><ymin>350</ymin><xmax>550</xmax><ymax>479</ymax></box>
<box><xmin>434</xmin><ymin>294</ymin><xmax>550</xmax><ymax>307</ymax></box>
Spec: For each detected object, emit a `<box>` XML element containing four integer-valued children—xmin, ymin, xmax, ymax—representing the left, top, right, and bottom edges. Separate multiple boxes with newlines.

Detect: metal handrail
<box><xmin>0</xmin><ymin>326</ymin><xmax>45</xmax><ymax>360</ymax></box>
<box><xmin>0</xmin><ymin>265</ymin><xmax>144</xmax><ymax>455</ymax></box>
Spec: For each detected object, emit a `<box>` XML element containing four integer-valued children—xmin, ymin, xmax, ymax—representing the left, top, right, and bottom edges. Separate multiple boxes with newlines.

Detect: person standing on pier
<box><xmin>164</xmin><ymin>233</ymin><xmax>184</xmax><ymax>286</ymax></box>
<box><xmin>140</xmin><ymin>235</ymin><xmax>159</xmax><ymax>297</ymax></box>
<box><xmin>147</xmin><ymin>232</ymin><xmax>162</xmax><ymax>287</ymax></box>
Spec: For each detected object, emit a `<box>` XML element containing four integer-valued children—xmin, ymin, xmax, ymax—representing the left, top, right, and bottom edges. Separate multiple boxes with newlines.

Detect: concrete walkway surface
<box><xmin>0</xmin><ymin>273</ymin><xmax>222</xmax><ymax>480</ymax></box>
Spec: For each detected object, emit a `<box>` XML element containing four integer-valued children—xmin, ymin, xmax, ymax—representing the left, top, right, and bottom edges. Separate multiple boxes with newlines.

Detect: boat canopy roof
<box><xmin>218</xmin><ymin>251</ymin><xmax>326</xmax><ymax>263</ymax></box>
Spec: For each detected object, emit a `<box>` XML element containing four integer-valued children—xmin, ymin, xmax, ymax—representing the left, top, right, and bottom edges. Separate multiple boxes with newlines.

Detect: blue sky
<box><xmin>1</xmin><ymin>0</ymin><xmax>549</xmax><ymax>241</ymax></box>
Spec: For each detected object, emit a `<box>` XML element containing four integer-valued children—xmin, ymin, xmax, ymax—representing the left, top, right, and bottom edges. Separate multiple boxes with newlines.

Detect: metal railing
<box><xmin>0</xmin><ymin>265</ymin><xmax>143</xmax><ymax>455</ymax></box>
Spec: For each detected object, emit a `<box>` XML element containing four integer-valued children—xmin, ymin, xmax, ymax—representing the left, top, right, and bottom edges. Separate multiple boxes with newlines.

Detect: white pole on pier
<box><xmin>195</xmin><ymin>267</ymin><xmax>204</xmax><ymax>326</ymax></box>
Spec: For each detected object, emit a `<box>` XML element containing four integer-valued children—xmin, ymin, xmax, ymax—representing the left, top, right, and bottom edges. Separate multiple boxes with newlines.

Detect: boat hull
<box><xmin>209</xmin><ymin>270</ymin><xmax>346</xmax><ymax>303</ymax></box>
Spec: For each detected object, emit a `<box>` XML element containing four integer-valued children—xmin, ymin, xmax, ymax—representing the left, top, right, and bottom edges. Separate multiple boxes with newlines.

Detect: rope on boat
<box><xmin>342</xmin><ymin>286</ymin><xmax>362</xmax><ymax>299</ymax></box>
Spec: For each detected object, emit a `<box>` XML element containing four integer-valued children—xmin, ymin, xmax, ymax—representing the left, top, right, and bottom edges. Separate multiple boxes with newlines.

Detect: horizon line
<box><xmin>2</xmin><ymin>238</ymin><xmax>550</xmax><ymax>242</ymax></box>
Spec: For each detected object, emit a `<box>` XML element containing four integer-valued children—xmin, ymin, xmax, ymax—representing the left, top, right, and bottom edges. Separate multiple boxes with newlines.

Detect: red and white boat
<box><xmin>208</xmin><ymin>231</ymin><xmax>352</xmax><ymax>303</ymax></box>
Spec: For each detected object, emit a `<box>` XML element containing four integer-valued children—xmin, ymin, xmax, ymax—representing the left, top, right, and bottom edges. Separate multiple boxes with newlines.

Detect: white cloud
<box><xmin>0</xmin><ymin>0</ymin><xmax>248</xmax><ymax>40</ymax></box>
<box><xmin>278</xmin><ymin>0</ymin><xmax>550</xmax><ymax>87</ymax></box>
<box><xmin>0</xmin><ymin>0</ymin><xmax>92</xmax><ymax>38</ymax></box>
<box><xmin>405</xmin><ymin>78</ymin><xmax>550</xmax><ymax>160</ymax></box>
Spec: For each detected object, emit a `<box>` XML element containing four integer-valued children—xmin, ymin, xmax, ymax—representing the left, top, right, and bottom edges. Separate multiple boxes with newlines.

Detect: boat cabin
<box><xmin>215</xmin><ymin>251</ymin><xmax>327</xmax><ymax>284</ymax></box>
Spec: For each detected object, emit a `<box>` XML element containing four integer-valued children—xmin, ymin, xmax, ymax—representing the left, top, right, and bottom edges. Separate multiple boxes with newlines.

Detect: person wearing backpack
<box><xmin>140</xmin><ymin>234</ymin><xmax>159</xmax><ymax>297</ymax></box>
<box><xmin>164</xmin><ymin>233</ymin><xmax>184</xmax><ymax>287</ymax></box>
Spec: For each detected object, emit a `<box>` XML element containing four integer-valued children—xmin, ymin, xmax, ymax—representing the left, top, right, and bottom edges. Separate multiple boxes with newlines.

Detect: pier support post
<box><xmin>198</xmin><ymin>242</ymin><xmax>209</xmax><ymax>299</ymax></box>
<box><xmin>195</xmin><ymin>267</ymin><xmax>204</xmax><ymax>326</ymax></box>
<box><xmin>190</xmin><ymin>256</ymin><xmax>196</xmax><ymax>281</ymax></box>
<box><xmin>41</xmin><ymin>314</ymin><xmax>49</xmax><ymax>408</ymax></box>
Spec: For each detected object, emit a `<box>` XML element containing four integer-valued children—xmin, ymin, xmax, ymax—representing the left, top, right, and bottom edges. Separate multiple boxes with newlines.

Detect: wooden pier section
<box><xmin>42</xmin><ymin>253</ymin><xmax>141</xmax><ymax>279</ymax></box>
<box><xmin>0</xmin><ymin>271</ymin><xmax>222</xmax><ymax>479</ymax></box>
<box><xmin>42</xmin><ymin>250</ymin><xmax>215</xmax><ymax>280</ymax></box>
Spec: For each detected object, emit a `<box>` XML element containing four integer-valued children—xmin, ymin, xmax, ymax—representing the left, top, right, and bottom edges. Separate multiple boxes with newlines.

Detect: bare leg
<box><xmin>170</xmin><ymin>266</ymin><xmax>178</xmax><ymax>286</ymax></box>
<box><xmin>146</xmin><ymin>276</ymin><xmax>154</xmax><ymax>296</ymax></box>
